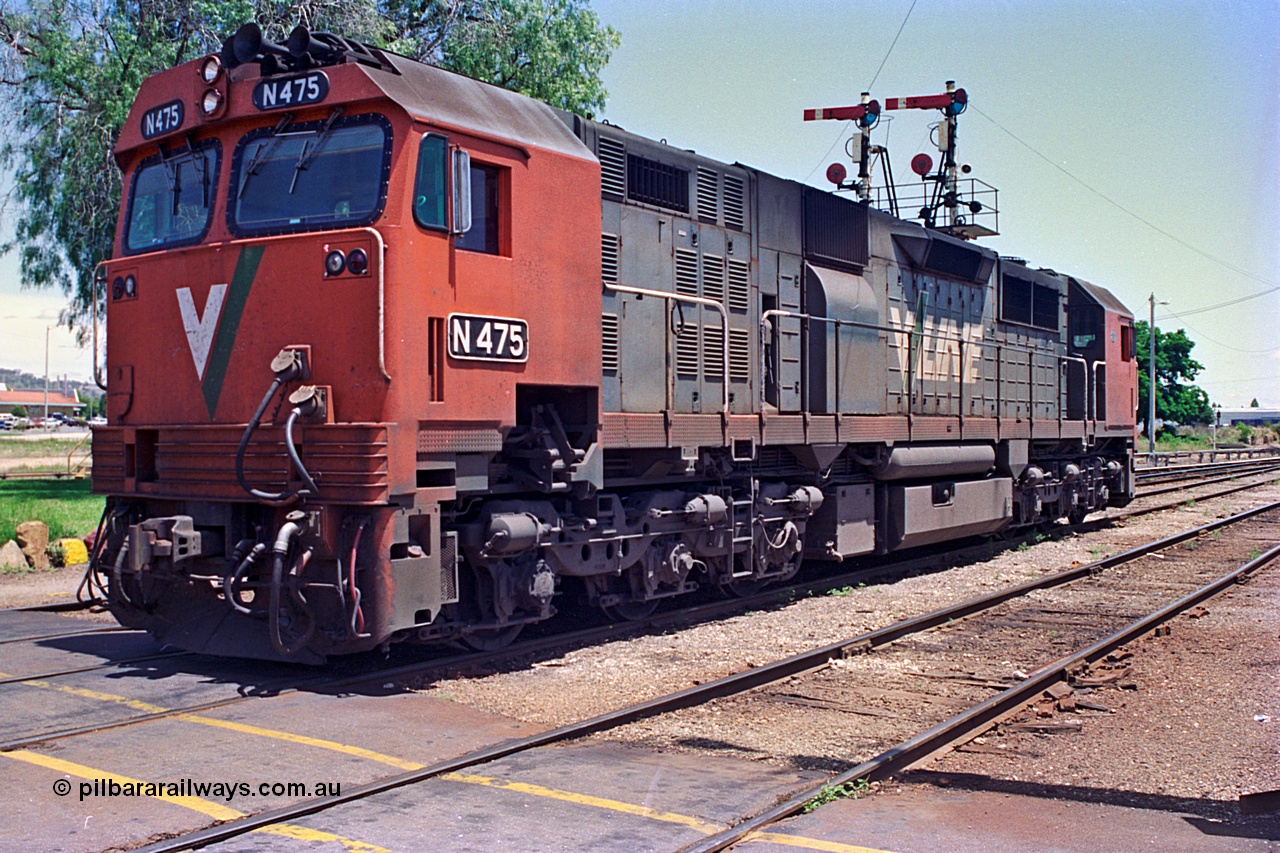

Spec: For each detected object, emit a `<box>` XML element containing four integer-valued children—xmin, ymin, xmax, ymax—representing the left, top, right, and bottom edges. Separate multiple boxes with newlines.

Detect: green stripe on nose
<box><xmin>202</xmin><ymin>245</ymin><xmax>265</xmax><ymax>418</ymax></box>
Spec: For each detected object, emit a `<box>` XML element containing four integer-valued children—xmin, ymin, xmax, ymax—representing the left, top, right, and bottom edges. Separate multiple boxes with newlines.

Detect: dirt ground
<box><xmin>0</xmin><ymin>563</ymin><xmax>115</xmax><ymax>622</ymax></box>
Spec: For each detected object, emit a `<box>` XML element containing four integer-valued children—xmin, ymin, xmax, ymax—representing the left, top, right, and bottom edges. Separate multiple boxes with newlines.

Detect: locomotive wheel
<box><xmin>461</xmin><ymin>624</ymin><xmax>524</xmax><ymax>651</ymax></box>
<box><xmin>602</xmin><ymin>599</ymin><xmax>659</xmax><ymax>622</ymax></box>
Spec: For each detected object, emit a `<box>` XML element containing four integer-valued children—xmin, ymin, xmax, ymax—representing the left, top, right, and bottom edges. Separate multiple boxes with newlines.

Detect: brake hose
<box><xmin>268</xmin><ymin>518</ymin><xmax>315</xmax><ymax>657</ymax></box>
<box><xmin>235</xmin><ymin>354</ymin><xmax>319</xmax><ymax>504</ymax></box>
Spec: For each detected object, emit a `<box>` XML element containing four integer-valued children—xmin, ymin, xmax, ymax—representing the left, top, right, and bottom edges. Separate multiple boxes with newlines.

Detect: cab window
<box><xmin>457</xmin><ymin>162</ymin><xmax>501</xmax><ymax>254</ymax></box>
<box><xmin>125</xmin><ymin>141</ymin><xmax>219</xmax><ymax>253</ymax></box>
<box><xmin>413</xmin><ymin>133</ymin><xmax>448</xmax><ymax>230</ymax></box>
<box><xmin>229</xmin><ymin>114</ymin><xmax>391</xmax><ymax>236</ymax></box>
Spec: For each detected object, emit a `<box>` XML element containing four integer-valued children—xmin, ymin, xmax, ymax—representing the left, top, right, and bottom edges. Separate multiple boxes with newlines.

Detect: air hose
<box><xmin>235</xmin><ymin>350</ymin><xmax>319</xmax><ymax>504</ymax></box>
<box><xmin>268</xmin><ymin>515</ymin><xmax>315</xmax><ymax>657</ymax></box>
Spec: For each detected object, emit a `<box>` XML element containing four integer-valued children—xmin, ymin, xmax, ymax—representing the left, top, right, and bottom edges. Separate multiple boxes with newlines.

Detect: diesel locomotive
<box><xmin>88</xmin><ymin>24</ymin><xmax>1137</xmax><ymax>661</ymax></box>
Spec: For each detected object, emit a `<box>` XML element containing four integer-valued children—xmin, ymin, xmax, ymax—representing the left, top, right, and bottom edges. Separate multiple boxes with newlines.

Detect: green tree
<box><xmin>387</xmin><ymin>0</ymin><xmax>619</xmax><ymax>117</ymax></box>
<box><xmin>10</xmin><ymin>405</ymin><xmax>27</xmax><ymax>418</ymax></box>
<box><xmin>1134</xmin><ymin>320</ymin><xmax>1213</xmax><ymax>428</ymax></box>
<box><xmin>0</xmin><ymin>0</ymin><xmax>617</xmax><ymax>337</ymax></box>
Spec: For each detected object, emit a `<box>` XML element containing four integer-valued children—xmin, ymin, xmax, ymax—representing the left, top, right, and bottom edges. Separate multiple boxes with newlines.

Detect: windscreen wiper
<box><xmin>236</xmin><ymin>112</ymin><xmax>295</xmax><ymax>201</ymax></box>
<box><xmin>288</xmin><ymin>107</ymin><xmax>344</xmax><ymax>194</ymax></box>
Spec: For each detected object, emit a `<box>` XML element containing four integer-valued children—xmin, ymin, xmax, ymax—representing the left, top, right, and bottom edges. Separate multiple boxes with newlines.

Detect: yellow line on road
<box><xmin>749</xmin><ymin>830</ymin><xmax>900</xmax><ymax>853</ymax></box>
<box><xmin>2</xmin><ymin>749</ymin><xmax>394</xmax><ymax>853</ymax></box>
<box><xmin>440</xmin><ymin>770</ymin><xmax>723</xmax><ymax>834</ymax></box>
<box><xmin>3</xmin><ymin>671</ymin><xmax>900</xmax><ymax>852</ymax></box>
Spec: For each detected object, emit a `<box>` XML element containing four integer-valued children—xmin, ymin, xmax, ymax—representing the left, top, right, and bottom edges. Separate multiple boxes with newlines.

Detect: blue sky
<box><xmin>1</xmin><ymin>0</ymin><xmax>1277</xmax><ymax>406</ymax></box>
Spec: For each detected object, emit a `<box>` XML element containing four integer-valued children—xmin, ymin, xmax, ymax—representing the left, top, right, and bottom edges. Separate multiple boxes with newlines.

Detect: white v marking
<box><xmin>176</xmin><ymin>284</ymin><xmax>228</xmax><ymax>381</ymax></box>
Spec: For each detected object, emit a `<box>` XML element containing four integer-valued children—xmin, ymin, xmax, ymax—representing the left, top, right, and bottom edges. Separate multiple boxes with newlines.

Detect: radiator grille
<box><xmin>627</xmin><ymin>154</ymin><xmax>689</xmax><ymax>213</ymax></box>
<box><xmin>729</xmin><ymin>328</ymin><xmax>751</xmax><ymax>381</ymax></box>
<box><xmin>601</xmin><ymin>312</ymin><xmax>619</xmax><ymax>372</ymax></box>
<box><xmin>727</xmin><ymin>258</ymin><xmax>750</xmax><ymax>311</ymax></box>
<box><xmin>701</xmin><ymin>254</ymin><xmax>725</xmax><ymax>303</ymax></box>
<box><xmin>723</xmin><ymin>174</ymin><xmax>745</xmax><ymax>229</ymax></box>
<box><xmin>675</xmin><ymin>248</ymin><xmax>699</xmax><ymax>296</ymax></box>
<box><xmin>703</xmin><ymin>323</ymin><xmax>725</xmax><ymax>379</ymax></box>
<box><xmin>601</xmin><ymin>233</ymin><xmax>619</xmax><ymax>283</ymax></box>
<box><xmin>440</xmin><ymin>532</ymin><xmax>459</xmax><ymax>604</ymax></box>
<box><xmin>598</xmin><ymin>137</ymin><xmax>625</xmax><ymax>198</ymax></box>
<box><xmin>696</xmin><ymin>167</ymin><xmax>718</xmax><ymax>222</ymax></box>
<box><xmin>675</xmin><ymin>324</ymin><xmax>700</xmax><ymax>377</ymax></box>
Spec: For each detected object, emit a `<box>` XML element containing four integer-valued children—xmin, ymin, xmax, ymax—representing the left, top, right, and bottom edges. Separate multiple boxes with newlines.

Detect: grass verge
<box><xmin>0</xmin><ymin>479</ymin><xmax>104</xmax><ymax>546</ymax></box>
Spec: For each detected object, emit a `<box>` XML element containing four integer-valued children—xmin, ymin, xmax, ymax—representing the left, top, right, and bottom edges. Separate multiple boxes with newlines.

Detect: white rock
<box><xmin>0</xmin><ymin>539</ymin><xmax>29</xmax><ymax>570</ymax></box>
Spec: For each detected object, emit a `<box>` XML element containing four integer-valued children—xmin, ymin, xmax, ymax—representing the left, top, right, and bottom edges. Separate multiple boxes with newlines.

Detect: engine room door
<box><xmin>772</xmin><ymin>253</ymin><xmax>803</xmax><ymax>412</ymax></box>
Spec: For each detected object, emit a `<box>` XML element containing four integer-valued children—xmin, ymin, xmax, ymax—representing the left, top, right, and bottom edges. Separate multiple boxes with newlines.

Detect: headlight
<box><xmin>324</xmin><ymin>249</ymin><xmax>346</xmax><ymax>277</ymax></box>
<box><xmin>200</xmin><ymin>88</ymin><xmax>224</xmax><ymax>116</ymax></box>
<box><xmin>199</xmin><ymin>55</ymin><xmax>222</xmax><ymax>84</ymax></box>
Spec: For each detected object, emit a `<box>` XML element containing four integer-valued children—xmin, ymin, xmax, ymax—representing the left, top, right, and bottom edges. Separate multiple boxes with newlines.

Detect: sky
<box><xmin>1</xmin><ymin>0</ymin><xmax>1277</xmax><ymax>406</ymax></box>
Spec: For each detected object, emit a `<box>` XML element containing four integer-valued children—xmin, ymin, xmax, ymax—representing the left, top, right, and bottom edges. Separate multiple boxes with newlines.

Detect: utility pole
<box><xmin>43</xmin><ymin>325</ymin><xmax>50</xmax><ymax>426</ymax></box>
<box><xmin>1147</xmin><ymin>294</ymin><xmax>1172</xmax><ymax>463</ymax></box>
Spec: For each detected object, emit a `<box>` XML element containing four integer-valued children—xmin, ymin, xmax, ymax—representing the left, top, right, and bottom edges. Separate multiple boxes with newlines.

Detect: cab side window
<box><xmin>457</xmin><ymin>162</ymin><xmax>501</xmax><ymax>254</ymax></box>
<box><xmin>413</xmin><ymin>133</ymin><xmax>448</xmax><ymax>230</ymax></box>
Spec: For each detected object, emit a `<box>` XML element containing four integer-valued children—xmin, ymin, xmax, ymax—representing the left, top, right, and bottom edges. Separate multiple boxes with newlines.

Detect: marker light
<box><xmin>346</xmin><ymin>248</ymin><xmax>369</xmax><ymax>275</ymax></box>
<box><xmin>199</xmin><ymin>55</ymin><xmax>223</xmax><ymax>84</ymax></box>
<box><xmin>859</xmin><ymin>99</ymin><xmax>881</xmax><ymax>128</ymax></box>
<box><xmin>200</xmin><ymin>88</ymin><xmax>224</xmax><ymax>115</ymax></box>
<box><xmin>112</xmin><ymin>276</ymin><xmax>125</xmax><ymax>300</ymax></box>
<box><xmin>123</xmin><ymin>275</ymin><xmax>137</xmax><ymax>298</ymax></box>
<box><xmin>324</xmin><ymin>249</ymin><xmax>346</xmax><ymax>276</ymax></box>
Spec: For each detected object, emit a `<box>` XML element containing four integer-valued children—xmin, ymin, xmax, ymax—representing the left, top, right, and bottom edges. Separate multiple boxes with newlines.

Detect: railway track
<box><xmin>127</xmin><ymin>497</ymin><xmax>1280</xmax><ymax>852</ymax></box>
<box><xmin>1</xmin><ymin>469</ymin><xmax>1276</xmax><ymax>752</ymax></box>
<box><xmin>1133</xmin><ymin>456</ymin><xmax>1280</xmax><ymax>484</ymax></box>
<box><xmin>1132</xmin><ymin>462</ymin><xmax>1280</xmax><ymax>499</ymax></box>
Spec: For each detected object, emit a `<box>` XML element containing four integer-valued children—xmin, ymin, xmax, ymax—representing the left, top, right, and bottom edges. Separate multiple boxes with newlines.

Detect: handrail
<box><xmin>759</xmin><ymin>309</ymin><xmax>1098</xmax><ymax>422</ymax></box>
<box><xmin>66</xmin><ymin>431</ymin><xmax>92</xmax><ymax>476</ymax></box>
<box><xmin>360</xmin><ymin>226</ymin><xmax>391</xmax><ymax>383</ymax></box>
<box><xmin>92</xmin><ymin>262</ymin><xmax>108</xmax><ymax>391</ymax></box>
<box><xmin>604</xmin><ymin>283</ymin><xmax>730</xmax><ymax>414</ymax></box>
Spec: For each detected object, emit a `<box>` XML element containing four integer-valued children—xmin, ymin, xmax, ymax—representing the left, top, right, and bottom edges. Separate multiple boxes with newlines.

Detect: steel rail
<box><xmin>1135</xmin><ymin>457</ymin><xmax>1280</xmax><ymax>482</ymax></box>
<box><xmin>0</xmin><ymin>625</ymin><xmax>129</xmax><ymax>646</ymax></box>
<box><xmin>0</xmin><ymin>650</ymin><xmax>191</xmax><ymax>687</ymax></box>
<box><xmin>681</xmin><ymin>541</ymin><xmax>1280</xmax><ymax>853</ymax></box>
<box><xmin>1134</xmin><ymin>463</ymin><xmax>1280</xmax><ymax>499</ymax></box>
<box><xmin>133</xmin><ymin>499</ymin><xmax>1280</xmax><ymax>853</ymax></box>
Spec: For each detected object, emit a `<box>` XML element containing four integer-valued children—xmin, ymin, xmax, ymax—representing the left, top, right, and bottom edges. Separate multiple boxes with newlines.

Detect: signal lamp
<box><xmin>859</xmin><ymin>99</ymin><xmax>881</xmax><ymax>128</ymax></box>
<box><xmin>946</xmin><ymin>88</ymin><xmax>968</xmax><ymax>116</ymax></box>
<box><xmin>910</xmin><ymin>153</ymin><xmax>933</xmax><ymax>177</ymax></box>
<box><xmin>124</xmin><ymin>275</ymin><xmax>137</xmax><ymax>298</ymax></box>
<box><xmin>324</xmin><ymin>249</ymin><xmax>346</xmax><ymax>276</ymax></box>
<box><xmin>112</xmin><ymin>276</ymin><xmax>125</xmax><ymax>300</ymax></box>
<box><xmin>198</xmin><ymin>55</ymin><xmax>222</xmax><ymax>84</ymax></box>
<box><xmin>825</xmin><ymin>163</ymin><xmax>847</xmax><ymax>186</ymax></box>
<box><xmin>200</xmin><ymin>88</ymin><xmax>224</xmax><ymax>116</ymax></box>
<box><xmin>346</xmin><ymin>248</ymin><xmax>369</xmax><ymax>275</ymax></box>
<box><xmin>969</xmin><ymin>200</ymin><xmax>984</xmax><ymax>214</ymax></box>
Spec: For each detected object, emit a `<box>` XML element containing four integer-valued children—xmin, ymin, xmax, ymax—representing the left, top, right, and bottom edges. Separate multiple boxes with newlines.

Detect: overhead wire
<box><xmin>969</xmin><ymin>103</ymin><xmax>1280</xmax><ymax>316</ymax></box>
<box><xmin>802</xmin><ymin>0</ymin><xmax>917</xmax><ymax>183</ymax></box>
